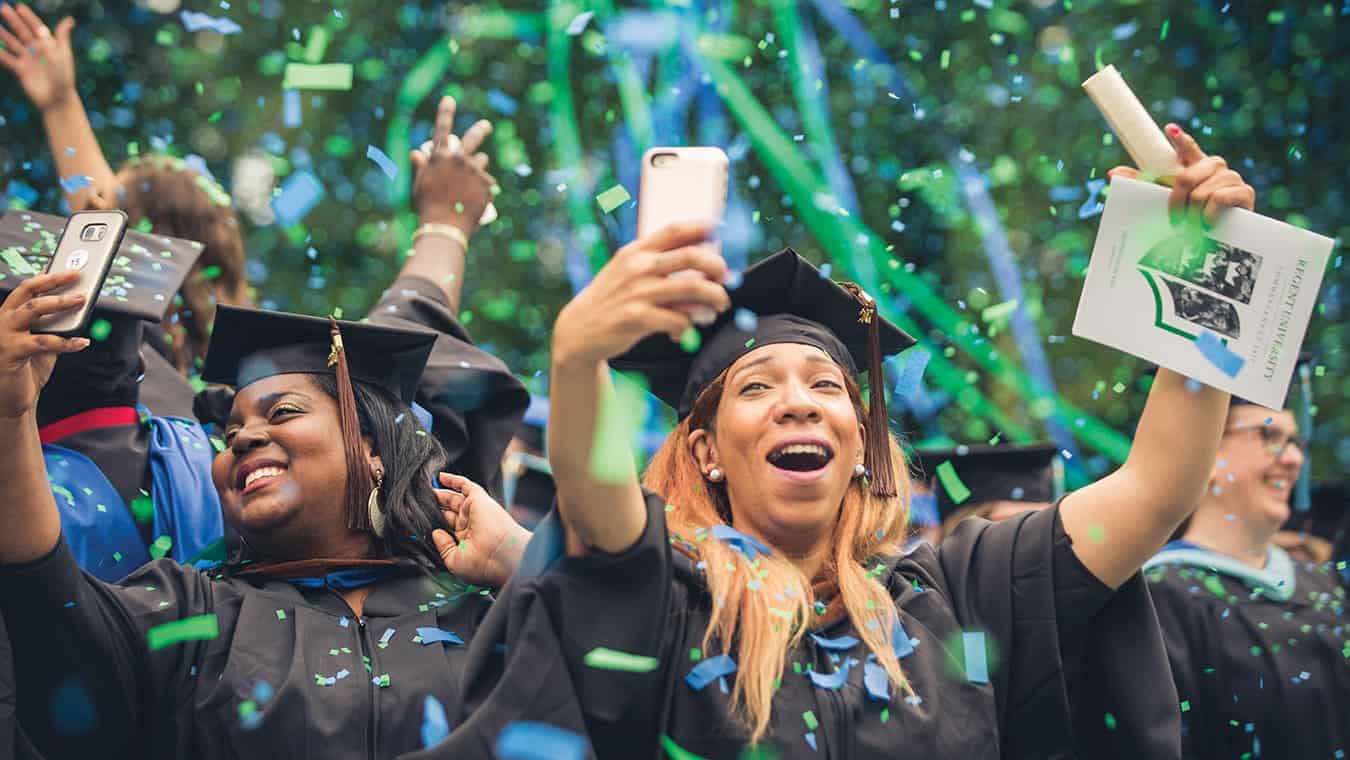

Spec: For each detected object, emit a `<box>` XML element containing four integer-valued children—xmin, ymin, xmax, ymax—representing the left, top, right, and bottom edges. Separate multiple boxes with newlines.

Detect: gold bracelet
<box><xmin>412</xmin><ymin>223</ymin><xmax>469</xmax><ymax>250</ymax></box>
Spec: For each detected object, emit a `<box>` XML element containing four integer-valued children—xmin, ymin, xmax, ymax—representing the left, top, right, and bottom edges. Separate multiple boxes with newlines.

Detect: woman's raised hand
<box><xmin>0</xmin><ymin>271</ymin><xmax>90</xmax><ymax>420</ymax></box>
<box><xmin>1107</xmin><ymin>123</ymin><xmax>1256</xmax><ymax>225</ymax></box>
<box><xmin>0</xmin><ymin>4</ymin><xmax>77</xmax><ymax>112</ymax></box>
<box><xmin>432</xmin><ymin>472</ymin><xmax>531</xmax><ymax>587</ymax></box>
<box><xmin>409</xmin><ymin>95</ymin><xmax>497</xmax><ymax>237</ymax></box>
<box><xmin>551</xmin><ymin>221</ymin><xmax>731</xmax><ymax>367</ymax></box>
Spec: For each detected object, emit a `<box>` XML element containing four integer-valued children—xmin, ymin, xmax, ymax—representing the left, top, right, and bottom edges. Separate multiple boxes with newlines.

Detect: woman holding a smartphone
<box><xmin>495</xmin><ymin>126</ymin><xmax>1258</xmax><ymax>758</ymax></box>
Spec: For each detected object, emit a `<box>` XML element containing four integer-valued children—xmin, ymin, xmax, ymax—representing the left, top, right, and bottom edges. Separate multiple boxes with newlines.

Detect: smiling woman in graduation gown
<box><xmin>476</xmin><ymin>133</ymin><xmax>1253</xmax><ymax>760</ymax></box>
<box><xmin>1144</xmin><ymin>398</ymin><xmax>1349</xmax><ymax>759</ymax></box>
<box><xmin>0</xmin><ymin>299</ymin><xmax>526</xmax><ymax>759</ymax></box>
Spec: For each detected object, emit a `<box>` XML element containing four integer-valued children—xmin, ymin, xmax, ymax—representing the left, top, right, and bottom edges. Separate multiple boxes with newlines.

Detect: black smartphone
<box><xmin>33</xmin><ymin>209</ymin><xmax>128</xmax><ymax>337</ymax></box>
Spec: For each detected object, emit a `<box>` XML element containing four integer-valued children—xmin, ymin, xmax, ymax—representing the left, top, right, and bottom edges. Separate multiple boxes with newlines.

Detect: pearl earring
<box><xmin>853</xmin><ymin>463</ymin><xmax>866</xmax><ymax>479</ymax></box>
<box><xmin>707</xmin><ymin>468</ymin><xmax>724</xmax><ymax>483</ymax></box>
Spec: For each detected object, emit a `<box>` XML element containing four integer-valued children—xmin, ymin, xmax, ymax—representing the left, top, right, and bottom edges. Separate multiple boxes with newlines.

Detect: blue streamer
<box><xmin>495</xmin><ymin>721</ymin><xmax>587</xmax><ymax>760</ymax></box>
<box><xmin>421</xmin><ymin>695</ymin><xmax>450</xmax><ymax>748</ymax></box>
<box><xmin>863</xmin><ymin>660</ymin><xmax>890</xmax><ymax>702</ymax></box>
<box><xmin>1194</xmin><ymin>331</ymin><xmax>1244</xmax><ymax>377</ymax></box>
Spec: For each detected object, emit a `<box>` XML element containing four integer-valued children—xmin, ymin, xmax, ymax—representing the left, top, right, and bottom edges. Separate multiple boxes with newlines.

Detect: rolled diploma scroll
<box><xmin>1082</xmin><ymin>65</ymin><xmax>1184</xmax><ymax>179</ymax></box>
<box><xmin>417</xmin><ymin>136</ymin><xmax>498</xmax><ymax>225</ymax></box>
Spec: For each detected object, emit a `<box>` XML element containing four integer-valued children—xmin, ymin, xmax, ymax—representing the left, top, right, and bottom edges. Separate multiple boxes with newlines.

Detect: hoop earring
<box><xmin>368</xmin><ymin>470</ymin><xmax>386</xmax><ymax>538</ymax></box>
<box><xmin>707</xmin><ymin>468</ymin><xmax>724</xmax><ymax>483</ymax></box>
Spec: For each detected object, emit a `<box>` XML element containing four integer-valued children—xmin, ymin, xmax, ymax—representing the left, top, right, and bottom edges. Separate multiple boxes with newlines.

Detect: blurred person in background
<box><xmin>0</xmin><ymin>3</ymin><xmax>250</xmax><ymax>386</ymax></box>
<box><xmin>910</xmin><ymin>443</ymin><xmax>1063</xmax><ymax>543</ymax></box>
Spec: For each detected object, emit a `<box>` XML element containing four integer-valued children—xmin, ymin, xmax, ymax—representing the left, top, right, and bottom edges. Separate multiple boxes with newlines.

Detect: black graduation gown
<box><xmin>139</xmin><ymin>326</ymin><xmax>198</xmax><ymax>420</ymax></box>
<box><xmin>365</xmin><ymin>276</ymin><xmax>529</xmax><ymax>500</ymax></box>
<box><xmin>460</xmin><ymin>493</ymin><xmax>1182</xmax><ymax>759</ymax></box>
<box><xmin>0</xmin><ymin>538</ymin><xmax>497</xmax><ymax>759</ymax></box>
<box><xmin>1146</xmin><ymin>554</ymin><xmax>1350</xmax><ymax>759</ymax></box>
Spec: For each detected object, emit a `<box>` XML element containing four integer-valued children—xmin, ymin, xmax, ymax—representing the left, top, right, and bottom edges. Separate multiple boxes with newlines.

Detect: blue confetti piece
<box><xmin>183</xmin><ymin>154</ymin><xmax>217</xmax><ymax>183</ymax></box>
<box><xmin>495</xmin><ymin>721</ymin><xmax>587</xmax><ymax>760</ymax></box>
<box><xmin>378</xmin><ymin>627</ymin><xmax>396</xmax><ymax>646</ymax></box>
<box><xmin>819</xmin><ymin>263</ymin><xmax>832</xmax><ymax>278</ymax></box>
<box><xmin>486</xmin><ymin>89</ymin><xmax>519</xmax><ymax>115</ymax></box>
<box><xmin>1194</xmin><ymin>331</ymin><xmax>1244</xmax><ymax>377</ymax></box>
<box><xmin>805</xmin><ymin>732</ymin><xmax>818</xmax><ymax>751</ymax></box>
<box><xmin>733</xmin><ymin>307</ymin><xmax>758</xmax><ymax>332</ymax></box>
<box><xmin>807</xmin><ymin>657</ymin><xmax>855</xmax><ymax>690</ymax></box>
<box><xmin>863</xmin><ymin>660</ymin><xmax>890</xmax><ymax>702</ymax></box>
<box><xmin>421</xmin><ymin>694</ymin><xmax>450</xmax><ymax>748</ymax></box>
<box><xmin>808</xmin><ymin>633</ymin><xmax>859</xmax><ymax>651</ymax></box>
<box><xmin>59</xmin><ymin>175</ymin><xmax>93</xmax><ymax>193</ymax></box>
<box><xmin>710</xmin><ymin>525</ymin><xmax>771</xmax><ymax>560</ymax></box>
<box><xmin>366</xmin><ymin>144</ymin><xmax>399</xmax><ymax>180</ymax></box>
<box><xmin>271</xmin><ymin>170</ymin><xmax>325</xmax><ymax>227</ymax></box>
<box><xmin>962</xmin><ymin>631</ymin><xmax>989</xmax><ymax>683</ymax></box>
<box><xmin>4</xmin><ymin>179</ymin><xmax>38</xmax><ymax>207</ymax></box>
<box><xmin>252</xmin><ymin>681</ymin><xmax>273</xmax><ymax>703</ymax></box>
<box><xmin>685</xmin><ymin>654</ymin><xmax>737</xmax><ymax>691</ymax></box>
<box><xmin>180</xmin><ymin>10</ymin><xmax>242</xmax><ymax>34</ymax></box>
<box><xmin>339</xmin><ymin>616</ymin><xmax>349</xmax><ymax>628</ymax></box>
<box><xmin>892</xmin><ymin>619</ymin><xmax>916</xmax><ymax>659</ymax></box>
<box><xmin>892</xmin><ymin>347</ymin><xmax>931</xmax><ymax>399</ymax></box>
<box><xmin>416</xmin><ymin>626</ymin><xmax>465</xmax><ymax>646</ymax></box>
<box><xmin>283</xmin><ymin>89</ymin><xmax>302</xmax><ymax>128</ymax></box>
<box><xmin>908</xmin><ymin>492</ymin><xmax>939</xmax><ymax>527</ymax></box>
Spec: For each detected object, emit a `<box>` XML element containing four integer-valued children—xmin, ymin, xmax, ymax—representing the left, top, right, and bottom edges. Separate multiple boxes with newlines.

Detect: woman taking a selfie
<box><xmin>0</xmin><ymin>294</ymin><xmax>529</xmax><ymax>758</ymax></box>
<box><xmin>520</xmin><ymin>126</ymin><xmax>1257</xmax><ymax>758</ymax></box>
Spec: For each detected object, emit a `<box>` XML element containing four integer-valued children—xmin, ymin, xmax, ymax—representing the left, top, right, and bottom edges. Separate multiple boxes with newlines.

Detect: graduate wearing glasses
<box><xmin>1144</xmin><ymin>395</ymin><xmax>1349</xmax><ymax>759</ymax></box>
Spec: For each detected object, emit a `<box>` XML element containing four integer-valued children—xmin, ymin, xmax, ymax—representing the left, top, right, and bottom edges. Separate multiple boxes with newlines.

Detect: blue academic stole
<box><xmin>43</xmin><ymin>414</ymin><xmax>225</xmax><ymax>582</ymax></box>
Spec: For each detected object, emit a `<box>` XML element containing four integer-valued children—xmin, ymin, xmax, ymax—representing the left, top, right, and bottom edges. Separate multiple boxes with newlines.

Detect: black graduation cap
<box><xmin>202</xmin><ymin>305</ymin><xmax>438</xmax><ymax>404</ymax></box>
<box><xmin>202</xmin><ymin>305</ymin><xmax>439</xmax><ymax>535</ymax></box>
<box><xmin>909</xmin><ymin>442</ymin><xmax>1063</xmax><ymax>521</ymax></box>
<box><xmin>612</xmin><ymin>248</ymin><xmax>916</xmax><ymax>496</ymax></box>
<box><xmin>0</xmin><ymin>210</ymin><xmax>204</xmax><ymax>323</ymax></box>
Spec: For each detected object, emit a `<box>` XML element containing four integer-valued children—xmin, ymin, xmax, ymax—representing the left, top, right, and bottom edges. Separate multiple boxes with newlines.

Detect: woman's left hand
<box><xmin>1107</xmin><ymin>123</ymin><xmax>1256</xmax><ymax>225</ymax></box>
<box><xmin>410</xmin><ymin>95</ymin><xmax>496</xmax><ymax>238</ymax></box>
<box><xmin>432</xmin><ymin>472</ymin><xmax>530</xmax><ymax>587</ymax></box>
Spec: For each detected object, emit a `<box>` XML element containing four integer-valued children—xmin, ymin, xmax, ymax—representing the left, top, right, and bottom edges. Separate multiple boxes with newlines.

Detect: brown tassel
<box><xmin>329</xmin><ymin>318</ymin><xmax>374</xmax><ymax>532</ymax></box>
<box><xmin>841</xmin><ymin>283</ymin><xmax>897</xmax><ymax>498</ymax></box>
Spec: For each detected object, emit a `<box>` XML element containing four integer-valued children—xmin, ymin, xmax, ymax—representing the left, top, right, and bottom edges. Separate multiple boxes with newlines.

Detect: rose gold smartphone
<box><xmin>33</xmin><ymin>209</ymin><xmax>128</xmax><ymax>337</ymax></box>
<box><xmin>636</xmin><ymin>147</ymin><xmax>729</xmax><ymax>324</ymax></box>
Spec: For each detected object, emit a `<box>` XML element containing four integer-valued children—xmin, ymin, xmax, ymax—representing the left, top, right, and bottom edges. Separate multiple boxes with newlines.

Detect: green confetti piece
<box><xmin>1160</xmin><ymin>19</ymin><xmax>1170</xmax><ymax>40</ymax></box>
<box><xmin>303</xmin><ymin>25</ymin><xmax>331</xmax><ymax>63</ymax></box>
<box><xmin>588</xmin><ymin>372</ymin><xmax>650</xmax><ymax>484</ymax></box>
<box><xmin>130</xmin><ymin>492</ymin><xmax>154</xmax><ymax>523</ymax></box>
<box><xmin>1104</xmin><ymin>712</ymin><xmax>1117</xmax><ymax>731</ymax></box>
<box><xmin>374</xmin><ymin>673</ymin><xmax>391</xmax><ymax>687</ymax></box>
<box><xmin>661</xmin><ymin>734</ymin><xmax>709</xmax><ymax>760</ymax></box>
<box><xmin>147</xmin><ymin>614</ymin><xmax>218</xmax><ymax>650</ymax></box>
<box><xmin>149</xmin><ymin>535</ymin><xmax>173</xmax><ymax>560</ymax></box>
<box><xmin>595</xmin><ymin>184</ymin><xmax>631</xmax><ymax>213</ymax></box>
<box><xmin>1180</xmin><ymin>700</ymin><xmax>1191</xmax><ymax>713</ymax></box>
<box><xmin>802</xmin><ymin>709</ymin><xmax>819</xmax><ymax>731</ymax></box>
<box><xmin>112</xmin><ymin>551</ymin><xmax>123</xmax><ymax>563</ymax></box>
<box><xmin>980</xmin><ymin>299</ymin><xmax>1019</xmax><ymax>324</ymax></box>
<box><xmin>87</xmin><ymin>318</ymin><xmax>112</xmax><ymax>342</ymax></box>
<box><xmin>880</xmin><ymin>707</ymin><xmax>890</xmax><ymax>723</ymax></box>
<box><xmin>1087</xmin><ymin>524</ymin><xmax>1105</xmax><ymax>544</ymax></box>
<box><xmin>583</xmin><ymin>646</ymin><xmax>660</xmax><ymax>672</ymax></box>
<box><xmin>690</xmin><ymin>648</ymin><xmax>702</xmax><ymax>661</ymax></box>
<box><xmin>282</xmin><ymin>63</ymin><xmax>353</xmax><ymax>91</ymax></box>
<box><xmin>935</xmin><ymin>460</ymin><xmax>972</xmax><ymax>505</ymax></box>
<box><xmin>680</xmin><ymin>327</ymin><xmax>702</xmax><ymax>353</ymax></box>
<box><xmin>275</xmin><ymin>609</ymin><xmax>287</xmax><ymax>620</ymax></box>
<box><xmin>0</xmin><ymin>248</ymin><xmax>37</xmax><ymax>275</ymax></box>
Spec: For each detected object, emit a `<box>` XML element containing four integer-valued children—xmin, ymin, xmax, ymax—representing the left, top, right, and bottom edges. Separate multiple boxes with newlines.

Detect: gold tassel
<box><xmin>330</xmin><ymin>318</ymin><xmax>374</xmax><ymax>532</ymax></box>
<box><xmin>841</xmin><ymin>283</ymin><xmax>897</xmax><ymax>498</ymax></box>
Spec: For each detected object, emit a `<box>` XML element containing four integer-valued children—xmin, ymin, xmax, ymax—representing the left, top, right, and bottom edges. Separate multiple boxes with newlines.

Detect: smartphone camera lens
<box><xmin>80</xmin><ymin>224</ymin><xmax>107</xmax><ymax>242</ymax></box>
<box><xmin>651</xmin><ymin>152</ymin><xmax>679</xmax><ymax>168</ymax></box>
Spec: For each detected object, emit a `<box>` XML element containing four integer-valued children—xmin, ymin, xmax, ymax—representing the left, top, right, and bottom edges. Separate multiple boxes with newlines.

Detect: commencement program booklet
<box><xmin>1072</xmin><ymin>176</ymin><xmax>1332</xmax><ymax>409</ymax></box>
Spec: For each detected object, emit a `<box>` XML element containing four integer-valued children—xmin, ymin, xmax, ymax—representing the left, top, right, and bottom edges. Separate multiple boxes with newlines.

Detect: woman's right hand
<box><xmin>0</xmin><ymin>270</ymin><xmax>90</xmax><ymax>419</ymax></box>
<box><xmin>0</xmin><ymin>5</ymin><xmax>77</xmax><ymax>111</ymax></box>
<box><xmin>551</xmin><ymin>221</ymin><xmax>731</xmax><ymax>367</ymax></box>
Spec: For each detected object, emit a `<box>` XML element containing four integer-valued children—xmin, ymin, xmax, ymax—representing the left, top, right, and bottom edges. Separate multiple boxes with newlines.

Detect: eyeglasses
<box><xmin>1223</xmin><ymin>424</ymin><xmax>1306</xmax><ymax>457</ymax></box>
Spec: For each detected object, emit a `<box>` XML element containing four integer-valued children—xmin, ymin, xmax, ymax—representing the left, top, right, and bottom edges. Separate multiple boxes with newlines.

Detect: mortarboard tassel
<box><xmin>841</xmin><ymin>284</ymin><xmax>897</xmax><ymax>498</ymax></box>
<box><xmin>329</xmin><ymin>318</ymin><xmax>375</xmax><ymax>533</ymax></box>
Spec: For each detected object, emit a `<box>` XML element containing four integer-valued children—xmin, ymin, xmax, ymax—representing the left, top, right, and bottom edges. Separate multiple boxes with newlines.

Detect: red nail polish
<box><xmin>1165</xmin><ymin>124</ymin><xmax>1181</xmax><ymax>136</ymax></box>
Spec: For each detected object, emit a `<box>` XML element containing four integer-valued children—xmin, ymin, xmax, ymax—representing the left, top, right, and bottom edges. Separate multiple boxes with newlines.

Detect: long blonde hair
<box><xmin>643</xmin><ymin>370</ymin><xmax>912</xmax><ymax>743</ymax></box>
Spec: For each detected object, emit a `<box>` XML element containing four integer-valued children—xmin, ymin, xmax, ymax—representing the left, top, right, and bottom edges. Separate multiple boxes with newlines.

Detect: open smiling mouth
<box><xmin>236</xmin><ymin>460</ymin><xmax>289</xmax><ymax>495</ymax></box>
<box><xmin>766</xmin><ymin>442</ymin><xmax>835</xmax><ymax>473</ymax></box>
